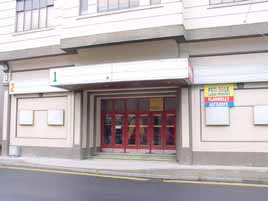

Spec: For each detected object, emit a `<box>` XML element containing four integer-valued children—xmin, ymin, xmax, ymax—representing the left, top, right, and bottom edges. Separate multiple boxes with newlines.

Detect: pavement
<box><xmin>1</xmin><ymin>156</ymin><xmax>268</xmax><ymax>184</ymax></box>
<box><xmin>2</xmin><ymin>167</ymin><xmax>268</xmax><ymax>201</ymax></box>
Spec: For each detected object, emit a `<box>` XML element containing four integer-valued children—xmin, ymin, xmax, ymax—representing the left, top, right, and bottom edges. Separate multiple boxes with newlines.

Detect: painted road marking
<box><xmin>163</xmin><ymin>179</ymin><xmax>268</xmax><ymax>188</ymax></box>
<box><xmin>1</xmin><ymin>165</ymin><xmax>268</xmax><ymax>188</ymax></box>
<box><xmin>0</xmin><ymin>166</ymin><xmax>149</xmax><ymax>182</ymax></box>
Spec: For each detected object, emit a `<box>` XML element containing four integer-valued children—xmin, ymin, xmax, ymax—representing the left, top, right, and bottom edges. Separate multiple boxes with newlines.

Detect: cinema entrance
<box><xmin>101</xmin><ymin>97</ymin><xmax>177</xmax><ymax>154</ymax></box>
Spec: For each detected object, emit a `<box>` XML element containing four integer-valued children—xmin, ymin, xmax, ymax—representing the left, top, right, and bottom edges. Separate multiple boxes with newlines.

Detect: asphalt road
<box><xmin>0</xmin><ymin>167</ymin><xmax>268</xmax><ymax>201</ymax></box>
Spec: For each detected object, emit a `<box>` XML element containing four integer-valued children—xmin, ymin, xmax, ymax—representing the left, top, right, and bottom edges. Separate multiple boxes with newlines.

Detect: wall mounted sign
<box><xmin>9</xmin><ymin>81</ymin><xmax>66</xmax><ymax>95</ymax></box>
<box><xmin>150</xmin><ymin>98</ymin><xmax>163</xmax><ymax>111</ymax></box>
<box><xmin>204</xmin><ymin>84</ymin><xmax>234</xmax><ymax>107</ymax></box>
<box><xmin>47</xmin><ymin>110</ymin><xmax>64</xmax><ymax>126</ymax></box>
<box><xmin>19</xmin><ymin>110</ymin><xmax>34</xmax><ymax>126</ymax></box>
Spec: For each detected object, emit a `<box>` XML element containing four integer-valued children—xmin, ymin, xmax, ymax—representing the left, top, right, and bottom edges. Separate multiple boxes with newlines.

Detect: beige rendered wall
<box><xmin>10</xmin><ymin>92</ymin><xmax>74</xmax><ymax>148</ymax></box>
<box><xmin>76</xmin><ymin>39</ymin><xmax>179</xmax><ymax>65</ymax></box>
<box><xmin>192</xmin><ymin>85</ymin><xmax>268</xmax><ymax>153</ymax></box>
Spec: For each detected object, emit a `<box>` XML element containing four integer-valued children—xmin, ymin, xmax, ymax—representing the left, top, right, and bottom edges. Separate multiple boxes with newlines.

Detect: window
<box><xmin>210</xmin><ymin>0</ymin><xmax>248</xmax><ymax>5</ymax></box>
<box><xmin>80</xmin><ymin>0</ymin><xmax>88</xmax><ymax>15</ymax></box>
<box><xmin>80</xmin><ymin>0</ymin><xmax>160</xmax><ymax>15</ymax></box>
<box><xmin>16</xmin><ymin>0</ymin><xmax>54</xmax><ymax>32</ymax></box>
<box><xmin>97</xmin><ymin>0</ymin><xmax>139</xmax><ymax>12</ymax></box>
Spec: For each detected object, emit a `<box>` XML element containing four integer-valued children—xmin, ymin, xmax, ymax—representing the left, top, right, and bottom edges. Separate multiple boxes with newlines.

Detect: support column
<box><xmin>176</xmin><ymin>87</ymin><xmax>193</xmax><ymax>164</ymax></box>
<box><xmin>88</xmin><ymin>94</ymin><xmax>95</xmax><ymax>156</ymax></box>
<box><xmin>72</xmin><ymin>91</ymin><xmax>88</xmax><ymax>159</ymax></box>
<box><xmin>2</xmin><ymin>86</ymin><xmax>10</xmax><ymax>156</ymax></box>
<box><xmin>78</xmin><ymin>91</ymin><xmax>89</xmax><ymax>159</ymax></box>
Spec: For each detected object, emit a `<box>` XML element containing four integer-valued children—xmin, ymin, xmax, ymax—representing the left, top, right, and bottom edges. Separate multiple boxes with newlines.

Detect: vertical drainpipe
<box><xmin>1</xmin><ymin>62</ymin><xmax>11</xmax><ymax>156</ymax></box>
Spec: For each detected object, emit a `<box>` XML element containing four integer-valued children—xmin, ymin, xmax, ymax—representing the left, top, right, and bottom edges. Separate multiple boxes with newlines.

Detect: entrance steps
<box><xmin>93</xmin><ymin>152</ymin><xmax>176</xmax><ymax>161</ymax></box>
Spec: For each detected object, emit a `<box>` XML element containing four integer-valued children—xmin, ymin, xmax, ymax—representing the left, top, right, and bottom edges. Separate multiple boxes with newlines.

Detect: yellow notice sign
<box><xmin>204</xmin><ymin>84</ymin><xmax>234</xmax><ymax>97</ymax></box>
<box><xmin>204</xmin><ymin>84</ymin><xmax>234</xmax><ymax>107</ymax></box>
<box><xmin>150</xmin><ymin>98</ymin><xmax>164</xmax><ymax>111</ymax></box>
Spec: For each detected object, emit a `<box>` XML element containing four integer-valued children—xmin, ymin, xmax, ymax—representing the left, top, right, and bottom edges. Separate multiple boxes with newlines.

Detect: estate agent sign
<box><xmin>204</xmin><ymin>84</ymin><xmax>234</xmax><ymax>107</ymax></box>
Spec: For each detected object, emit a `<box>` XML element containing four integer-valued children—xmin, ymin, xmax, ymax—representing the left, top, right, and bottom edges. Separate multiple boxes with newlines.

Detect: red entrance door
<box><xmin>101</xmin><ymin>97</ymin><xmax>176</xmax><ymax>153</ymax></box>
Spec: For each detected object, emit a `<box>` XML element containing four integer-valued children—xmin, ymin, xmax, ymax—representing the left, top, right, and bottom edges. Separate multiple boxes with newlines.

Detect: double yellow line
<box><xmin>0</xmin><ymin>165</ymin><xmax>149</xmax><ymax>181</ymax></box>
<box><xmin>1</xmin><ymin>165</ymin><xmax>268</xmax><ymax>188</ymax></box>
<box><xmin>163</xmin><ymin>179</ymin><xmax>268</xmax><ymax>188</ymax></box>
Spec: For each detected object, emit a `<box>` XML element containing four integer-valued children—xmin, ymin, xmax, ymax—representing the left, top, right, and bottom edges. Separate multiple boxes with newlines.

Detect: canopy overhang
<box><xmin>49</xmin><ymin>58</ymin><xmax>193</xmax><ymax>90</ymax></box>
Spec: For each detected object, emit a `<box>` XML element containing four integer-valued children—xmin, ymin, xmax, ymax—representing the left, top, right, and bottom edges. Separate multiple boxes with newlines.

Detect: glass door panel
<box><xmin>115</xmin><ymin>115</ymin><xmax>123</xmax><ymax>145</ymax></box>
<box><xmin>166</xmin><ymin>114</ymin><xmax>176</xmax><ymax>146</ymax></box>
<box><xmin>104</xmin><ymin>114</ymin><xmax>112</xmax><ymax>145</ymax></box>
<box><xmin>128</xmin><ymin>114</ymin><xmax>136</xmax><ymax>145</ymax></box>
<box><xmin>152</xmin><ymin>114</ymin><xmax>162</xmax><ymax>146</ymax></box>
<box><xmin>139</xmin><ymin>115</ymin><xmax>148</xmax><ymax>145</ymax></box>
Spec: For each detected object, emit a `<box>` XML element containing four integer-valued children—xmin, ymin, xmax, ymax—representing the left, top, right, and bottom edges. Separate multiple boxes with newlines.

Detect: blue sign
<box><xmin>205</xmin><ymin>102</ymin><xmax>234</xmax><ymax>107</ymax></box>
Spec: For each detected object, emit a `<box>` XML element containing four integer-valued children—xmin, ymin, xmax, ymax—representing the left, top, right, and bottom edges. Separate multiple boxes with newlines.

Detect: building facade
<box><xmin>1</xmin><ymin>0</ymin><xmax>268</xmax><ymax>166</ymax></box>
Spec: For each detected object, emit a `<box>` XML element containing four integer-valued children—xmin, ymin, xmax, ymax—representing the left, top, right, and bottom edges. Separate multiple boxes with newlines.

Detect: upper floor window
<box><xmin>80</xmin><ymin>0</ymin><xmax>160</xmax><ymax>15</ymax></box>
<box><xmin>16</xmin><ymin>0</ymin><xmax>54</xmax><ymax>32</ymax></box>
<box><xmin>210</xmin><ymin>0</ymin><xmax>248</xmax><ymax>5</ymax></box>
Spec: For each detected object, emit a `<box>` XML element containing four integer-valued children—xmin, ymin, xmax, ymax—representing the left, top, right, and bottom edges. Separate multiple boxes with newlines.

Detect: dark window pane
<box><xmin>165</xmin><ymin>97</ymin><xmax>177</xmax><ymax>111</ymax></box>
<box><xmin>31</xmin><ymin>9</ymin><xmax>39</xmax><ymax>29</ymax></box>
<box><xmin>108</xmin><ymin>0</ymin><xmax>119</xmax><ymax>10</ymax></box>
<box><xmin>115</xmin><ymin>115</ymin><xmax>123</xmax><ymax>144</ymax></box>
<box><xmin>39</xmin><ymin>7</ymin><xmax>47</xmax><ymax>28</ymax></box>
<box><xmin>17</xmin><ymin>0</ymin><xmax>24</xmax><ymax>11</ymax></box>
<box><xmin>80</xmin><ymin>0</ymin><xmax>88</xmax><ymax>15</ymax></box>
<box><xmin>166</xmin><ymin>127</ymin><xmax>175</xmax><ymax>145</ymax></box>
<box><xmin>47</xmin><ymin>5</ymin><xmax>54</xmax><ymax>27</ymax></box>
<box><xmin>140</xmin><ymin>115</ymin><xmax>148</xmax><ymax>125</ymax></box>
<box><xmin>153</xmin><ymin>115</ymin><xmax>161</xmax><ymax>125</ymax></box>
<box><xmin>40</xmin><ymin>0</ymin><xmax>47</xmax><ymax>7</ymax></box>
<box><xmin>98</xmin><ymin>0</ymin><xmax>108</xmax><ymax>12</ymax></box>
<box><xmin>25</xmin><ymin>0</ymin><xmax>32</xmax><ymax>10</ymax></box>
<box><xmin>153</xmin><ymin>127</ymin><xmax>161</xmax><ymax>145</ymax></box>
<box><xmin>139</xmin><ymin>115</ymin><xmax>148</xmax><ymax>145</ymax></box>
<box><xmin>166</xmin><ymin>114</ymin><xmax>175</xmax><ymax>125</ymax></box>
<box><xmin>130</xmin><ymin>0</ymin><xmax>139</xmax><ymax>7</ymax></box>
<box><xmin>16</xmin><ymin>11</ymin><xmax>24</xmax><ymax>32</ymax></box>
<box><xmin>32</xmin><ymin>0</ymin><xmax>39</xmax><ymax>9</ymax></box>
<box><xmin>152</xmin><ymin>115</ymin><xmax>161</xmax><ymax>145</ymax></box>
<box><xmin>119</xmin><ymin>0</ymin><xmax>129</xmax><ymax>9</ymax></box>
<box><xmin>104</xmin><ymin>115</ymin><xmax>112</xmax><ymax>145</ymax></box>
<box><xmin>114</xmin><ymin>99</ymin><xmax>125</xmax><ymax>112</ymax></box>
<box><xmin>24</xmin><ymin>10</ymin><xmax>31</xmax><ymax>30</ymax></box>
<box><xmin>150</xmin><ymin>0</ymin><xmax>160</xmax><ymax>4</ymax></box>
<box><xmin>127</xmin><ymin>99</ymin><xmax>138</xmax><ymax>112</ymax></box>
<box><xmin>47</xmin><ymin>0</ymin><xmax>54</xmax><ymax>6</ymax></box>
<box><xmin>140</xmin><ymin>127</ymin><xmax>148</xmax><ymax>145</ymax></box>
<box><xmin>128</xmin><ymin>115</ymin><xmax>136</xmax><ymax>145</ymax></box>
<box><xmin>139</xmin><ymin>98</ymin><xmax>149</xmax><ymax>112</ymax></box>
<box><xmin>101</xmin><ymin>100</ymin><xmax>113</xmax><ymax>112</ymax></box>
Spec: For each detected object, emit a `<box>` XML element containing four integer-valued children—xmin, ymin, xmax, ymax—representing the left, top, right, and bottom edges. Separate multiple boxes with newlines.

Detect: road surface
<box><xmin>0</xmin><ymin>167</ymin><xmax>267</xmax><ymax>201</ymax></box>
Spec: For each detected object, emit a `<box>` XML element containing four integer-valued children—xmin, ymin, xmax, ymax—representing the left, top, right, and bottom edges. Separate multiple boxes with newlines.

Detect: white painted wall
<box><xmin>2</xmin><ymin>0</ymin><xmax>268</xmax><ymax>52</ymax></box>
<box><xmin>0</xmin><ymin>0</ymin><xmax>61</xmax><ymax>53</ymax></box>
<box><xmin>61</xmin><ymin>0</ymin><xmax>183</xmax><ymax>39</ymax></box>
<box><xmin>0</xmin><ymin>0</ymin><xmax>182</xmax><ymax>53</ymax></box>
<box><xmin>192</xmin><ymin>53</ymin><xmax>268</xmax><ymax>84</ymax></box>
<box><xmin>183</xmin><ymin>0</ymin><xmax>268</xmax><ymax>30</ymax></box>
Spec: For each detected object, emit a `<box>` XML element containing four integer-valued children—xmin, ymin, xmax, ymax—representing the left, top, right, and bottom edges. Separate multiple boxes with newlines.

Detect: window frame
<box><xmin>80</xmin><ymin>0</ymin><xmax>161</xmax><ymax>15</ymax></box>
<box><xmin>209</xmin><ymin>0</ymin><xmax>250</xmax><ymax>5</ymax></box>
<box><xmin>96</xmin><ymin>0</ymin><xmax>139</xmax><ymax>13</ymax></box>
<box><xmin>15</xmin><ymin>0</ymin><xmax>54</xmax><ymax>33</ymax></box>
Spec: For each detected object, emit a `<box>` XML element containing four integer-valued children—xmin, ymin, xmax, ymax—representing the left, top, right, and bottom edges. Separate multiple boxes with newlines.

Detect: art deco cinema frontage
<box><xmin>8</xmin><ymin>56</ymin><xmax>192</xmax><ymax>162</ymax></box>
